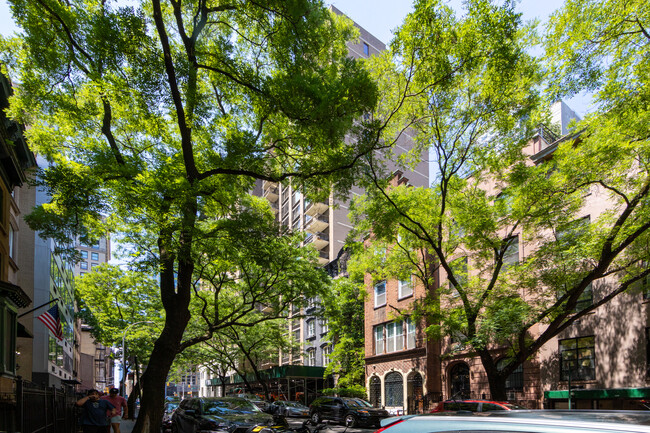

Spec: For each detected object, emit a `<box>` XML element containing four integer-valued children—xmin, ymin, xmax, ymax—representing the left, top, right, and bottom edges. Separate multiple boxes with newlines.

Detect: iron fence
<box><xmin>0</xmin><ymin>379</ymin><xmax>79</xmax><ymax>433</ymax></box>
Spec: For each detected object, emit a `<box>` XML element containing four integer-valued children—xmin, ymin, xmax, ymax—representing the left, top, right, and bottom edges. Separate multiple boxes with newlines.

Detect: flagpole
<box><xmin>17</xmin><ymin>298</ymin><xmax>59</xmax><ymax>318</ymax></box>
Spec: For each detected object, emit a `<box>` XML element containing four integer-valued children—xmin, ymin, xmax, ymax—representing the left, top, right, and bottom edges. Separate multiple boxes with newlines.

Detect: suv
<box><xmin>431</xmin><ymin>399</ymin><xmax>523</xmax><ymax>412</ymax></box>
<box><xmin>309</xmin><ymin>396</ymin><xmax>389</xmax><ymax>427</ymax></box>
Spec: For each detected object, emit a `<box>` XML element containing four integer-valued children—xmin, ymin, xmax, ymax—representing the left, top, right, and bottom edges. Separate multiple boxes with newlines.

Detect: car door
<box><xmin>320</xmin><ymin>398</ymin><xmax>337</xmax><ymax>420</ymax></box>
<box><xmin>331</xmin><ymin>398</ymin><xmax>345</xmax><ymax>423</ymax></box>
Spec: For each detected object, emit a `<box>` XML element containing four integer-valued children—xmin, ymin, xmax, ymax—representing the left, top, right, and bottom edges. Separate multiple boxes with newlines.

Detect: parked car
<box><xmin>162</xmin><ymin>401</ymin><xmax>179</xmax><ymax>433</ymax></box>
<box><xmin>431</xmin><ymin>399</ymin><xmax>524</xmax><ymax>412</ymax></box>
<box><xmin>235</xmin><ymin>393</ymin><xmax>269</xmax><ymax>411</ymax></box>
<box><xmin>309</xmin><ymin>396</ymin><xmax>389</xmax><ymax>427</ymax></box>
<box><xmin>271</xmin><ymin>401</ymin><xmax>310</xmax><ymax>417</ymax></box>
<box><xmin>376</xmin><ymin>411</ymin><xmax>650</xmax><ymax>433</ymax></box>
<box><xmin>171</xmin><ymin>397</ymin><xmax>273</xmax><ymax>433</ymax></box>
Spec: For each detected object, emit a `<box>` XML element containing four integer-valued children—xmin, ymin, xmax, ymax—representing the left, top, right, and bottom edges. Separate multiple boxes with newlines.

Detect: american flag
<box><xmin>37</xmin><ymin>305</ymin><xmax>64</xmax><ymax>341</ymax></box>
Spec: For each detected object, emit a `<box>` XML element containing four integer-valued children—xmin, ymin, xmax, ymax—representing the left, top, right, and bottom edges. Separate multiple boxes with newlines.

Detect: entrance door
<box><xmin>407</xmin><ymin>372</ymin><xmax>423</xmax><ymax>414</ymax></box>
<box><xmin>449</xmin><ymin>363</ymin><xmax>470</xmax><ymax>399</ymax></box>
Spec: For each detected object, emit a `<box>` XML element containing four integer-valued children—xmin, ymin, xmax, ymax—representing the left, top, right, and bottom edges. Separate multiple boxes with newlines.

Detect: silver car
<box><xmin>377</xmin><ymin>411</ymin><xmax>650</xmax><ymax>433</ymax></box>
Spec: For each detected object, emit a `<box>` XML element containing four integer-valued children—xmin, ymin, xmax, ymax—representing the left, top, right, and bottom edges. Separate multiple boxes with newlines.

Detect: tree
<box><xmin>76</xmin><ymin>265</ymin><xmax>162</xmax><ymax>367</ymax></box>
<box><xmin>350</xmin><ymin>0</ymin><xmax>650</xmax><ymax>401</ymax></box>
<box><xmin>1</xmin><ymin>0</ymin><xmax>380</xmax><ymax>430</ymax></box>
<box><xmin>76</xmin><ymin>265</ymin><xmax>161</xmax><ymax>413</ymax></box>
<box><xmin>320</xmin><ymin>271</ymin><xmax>366</xmax><ymax>389</ymax></box>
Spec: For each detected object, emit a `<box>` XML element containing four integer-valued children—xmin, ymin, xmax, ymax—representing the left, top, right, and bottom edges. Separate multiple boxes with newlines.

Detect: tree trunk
<box><xmin>131</xmin><ymin>291</ymin><xmax>191</xmax><ymax>432</ymax></box>
<box><xmin>127</xmin><ymin>375</ymin><xmax>142</xmax><ymax>420</ymax></box>
<box><xmin>478</xmin><ymin>350</ymin><xmax>508</xmax><ymax>401</ymax></box>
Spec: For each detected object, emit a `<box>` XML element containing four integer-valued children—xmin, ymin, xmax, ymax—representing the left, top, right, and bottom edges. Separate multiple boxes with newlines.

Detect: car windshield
<box><xmin>343</xmin><ymin>398</ymin><xmax>373</xmax><ymax>408</ymax></box>
<box><xmin>203</xmin><ymin>399</ymin><xmax>260</xmax><ymax>415</ymax></box>
<box><xmin>285</xmin><ymin>402</ymin><xmax>304</xmax><ymax>408</ymax></box>
<box><xmin>165</xmin><ymin>403</ymin><xmax>179</xmax><ymax>412</ymax></box>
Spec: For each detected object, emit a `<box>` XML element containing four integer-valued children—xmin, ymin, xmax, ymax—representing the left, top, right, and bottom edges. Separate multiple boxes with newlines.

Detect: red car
<box><xmin>431</xmin><ymin>399</ymin><xmax>523</xmax><ymax>413</ymax></box>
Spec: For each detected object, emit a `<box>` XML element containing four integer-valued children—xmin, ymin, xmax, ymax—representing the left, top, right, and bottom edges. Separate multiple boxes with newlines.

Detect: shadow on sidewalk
<box><xmin>120</xmin><ymin>419</ymin><xmax>136</xmax><ymax>433</ymax></box>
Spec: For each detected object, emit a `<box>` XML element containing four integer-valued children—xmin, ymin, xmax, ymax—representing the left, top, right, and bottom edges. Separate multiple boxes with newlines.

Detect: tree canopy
<box><xmin>350</xmin><ymin>0</ymin><xmax>650</xmax><ymax>401</ymax></box>
<box><xmin>1</xmin><ymin>0</ymin><xmax>381</xmax><ymax>430</ymax></box>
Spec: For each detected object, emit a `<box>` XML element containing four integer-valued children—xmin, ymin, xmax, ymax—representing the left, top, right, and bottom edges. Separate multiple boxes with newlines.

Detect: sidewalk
<box><xmin>121</xmin><ymin>419</ymin><xmax>136</xmax><ymax>433</ymax></box>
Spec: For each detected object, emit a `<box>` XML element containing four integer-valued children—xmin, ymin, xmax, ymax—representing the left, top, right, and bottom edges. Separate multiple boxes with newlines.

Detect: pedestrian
<box><xmin>101</xmin><ymin>387</ymin><xmax>129</xmax><ymax>433</ymax></box>
<box><xmin>76</xmin><ymin>389</ymin><xmax>116</xmax><ymax>433</ymax></box>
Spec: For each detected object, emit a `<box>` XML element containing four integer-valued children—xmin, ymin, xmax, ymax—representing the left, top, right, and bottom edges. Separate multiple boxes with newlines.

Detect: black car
<box><xmin>172</xmin><ymin>397</ymin><xmax>274</xmax><ymax>433</ymax></box>
<box><xmin>309</xmin><ymin>396</ymin><xmax>389</xmax><ymax>427</ymax></box>
<box><xmin>162</xmin><ymin>401</ymin><xmax>179</xmax><ymax>433</ymax></box>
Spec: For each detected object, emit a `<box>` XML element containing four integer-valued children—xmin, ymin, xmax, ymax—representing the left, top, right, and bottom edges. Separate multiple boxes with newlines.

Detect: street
<box><xmin>286</xmin><ymin>418</ymin><xmax>379</xmax><ymax>433</ymax></box>
<box><xmin>119</xmin><ymin>417</ymin><xmax>380</xmax><ymax>433</ymax></box>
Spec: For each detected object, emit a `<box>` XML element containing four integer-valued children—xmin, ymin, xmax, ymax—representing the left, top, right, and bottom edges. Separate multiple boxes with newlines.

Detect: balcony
<box><xmin>305</xmin><ymin>215</ymin><xmax>329</xmax><ymax>234</ymax></box>
<box><xmin>317</xmin><ymin>250</ymin><xmax>330</xmax><ymax>265</ymax></box>
<box><xmin>305</xmin><ymin>233</ymin><xmax>329</xmax><ymax>251</ymax></box>
<box><xmin>263</xmin><ymin>185</ymin><xmax>279</xmax><ymax>202</ymax></box>
<box><xmin>304</xmin><ymin>201</ymin><xmax>328</xmax><ymax>217</ymax></box>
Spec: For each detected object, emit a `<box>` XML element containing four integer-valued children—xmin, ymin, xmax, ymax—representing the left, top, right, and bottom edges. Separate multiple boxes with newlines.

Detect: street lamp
<box><xmin>121</xmin><ymin>320</ymin><xmax>154</xmax><ymax>396</ymax></box>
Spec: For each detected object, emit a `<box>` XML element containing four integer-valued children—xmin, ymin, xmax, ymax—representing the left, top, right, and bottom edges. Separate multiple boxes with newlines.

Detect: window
<box><xmin>362</xmin><ymin>42</ymin><xmax>369</xmax><ymax>56</ymax></box>
<box><xmin>576</xmin><ymin>283</ymin><xmax>593</xmax><ymax>312</ymax></box>
<box><xmin>307</xmin><ymin>320</ymin><xmax>315</xmax><ymax>338</ymax></box>
<box><xmin>374</xmin><ymin>326</ymin><xmax>384</xmax><ymax>355</ymax></box>
<box><xmin>386</xmin><ymin>321</ymin><xmax>404</xmax><ymax>353</ymax></box>
<box><xmin>560</xmin><ymin>336</ymin><xmax>595</xmax><ymax>381</ymax></box>
<box><xmin>374</xmin><ymin>281</ymin><xmax>386</xmax><ymax>307</ymax></box>
<box><xmin>91</xmin><ymin>263</ymin><xmax>98</xmax><ymax>269</ymax></box>
<box><xmin>91</xmin><ymin>252</ymin><xmax>99</xmax><ymax>261</ymax></box>
<box><xmin>8</xmin><ymin>225</ymin><xmax>15</xmax><ymax>259</ymax></box>
<box><xmin>406</xmin><ymin>319</ymin><xmax>416</xmax><ymax>350</ymax></box>
<box><xmin>306</xmin><ymin>348</ymin><xmax>316</xmax><ymax>366</ymax></box>
<box><xmin>398</xmin><ymin>277</ymin><xmax>413</xmax><ymax>299</ymax></box>
<box><xmin>80</xmin><ymin>250</ymin><xmax>88</xmax><ymax>259</ymax></box>
<box><xmin>320</xmin><ymin>319</ymin><xmax>328</xmax><ymax>334</ymax></box>
<box><xmin>322</xmin><ymin>345</ymin><xmax>332</xmax><ymax>366</ymax></box>
<box><xmin>503</xmin><ymin>236</ymin><xmax>519</xmax><ymax>267</ymax></box>
<box><xmin>384</xmin><ymin>371</ymin><xmax>403</xmax><ymax>407</ymax></box>
<box><xmin>557</xmin><ymin>216</ymin><xmax>590</xmax><ymax>247</ymax></box>
<box><xmin>496</xmin><ymin>358</ymin><xmax>523</xmax><ymax>390</ymax></box>
<box><xmin>375</xmin><ymin>319</ymin><xmax>414</xmax><ymax>354</ymax></box>
<box><xmin>80</xmin><ymin>262</ymin><xmax>88</xmax><ymax>270</ymax></box>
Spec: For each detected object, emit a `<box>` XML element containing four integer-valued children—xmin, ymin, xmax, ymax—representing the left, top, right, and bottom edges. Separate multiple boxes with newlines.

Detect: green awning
<box><xmin>545</xmin><ymin>388</ymin><xmax>650</xmax><ymax>400</ymax></box>
<box><xmin>230</xmin><ymin>365</ymin><xmax>326</xmax><ymax>384</ymax></box>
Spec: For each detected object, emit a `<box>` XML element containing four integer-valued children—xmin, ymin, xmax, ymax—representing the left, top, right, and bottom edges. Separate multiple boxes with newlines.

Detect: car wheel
<box><xmin>311</xmin><ymin>412</ymin><xmax>321</xmax><ymax>424</ymax></box>
<box><xmin>344</xmin><ymin>414</ymin><xmax>357</xmax><ymax>427</ymax></box>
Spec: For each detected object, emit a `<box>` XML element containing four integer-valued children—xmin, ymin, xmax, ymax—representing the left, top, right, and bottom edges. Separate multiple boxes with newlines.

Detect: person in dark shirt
<box><xmin>76</xmin><ymin>389</ymin><xmax>117</xmax><ymax>433</ymax></box>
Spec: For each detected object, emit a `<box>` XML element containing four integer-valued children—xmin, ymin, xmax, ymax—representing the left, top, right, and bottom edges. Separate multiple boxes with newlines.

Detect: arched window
<box><xmin>496</xmin><ymin>358</ymin><xmax>524</xmax><ymax>390</ymax></box>
<box><xmin>369</xmin><ymin>376</ymin><xmax>381</xmax><ymax>407</ymax></box>
<box><xmin>384</xmin><ymin>371</ymin><xmax>403</xmax><ymax>407</ymax></box>
<box><xmin>449</xmin><ymin>363</ymin><xmax>470</xmax><ymax>399</ymax></box>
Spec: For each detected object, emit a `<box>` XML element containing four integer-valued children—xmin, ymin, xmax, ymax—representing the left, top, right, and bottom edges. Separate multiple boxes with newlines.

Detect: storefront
<box><xmin>206</xmin><ymin>365</ymin><xmax>333</xmax><ymax>404</ymax></box>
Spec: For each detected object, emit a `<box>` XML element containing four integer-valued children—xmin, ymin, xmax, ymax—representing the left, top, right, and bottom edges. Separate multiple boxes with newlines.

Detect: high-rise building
<box><xmin>73</xmin><ymin>235</ymin><xmax>114</xmax><ymax>393</ymax></box>
<box><xmin>201</xmin><ymin>9</ymin><xmax>428</xmax><ymax>400</ymax></box>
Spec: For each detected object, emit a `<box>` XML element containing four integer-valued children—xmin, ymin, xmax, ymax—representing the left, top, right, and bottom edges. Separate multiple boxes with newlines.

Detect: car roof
<box><xmin>380</xmin><ymin>413</ymin><xmax>650</xmax><ymax>433</ymax></box>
